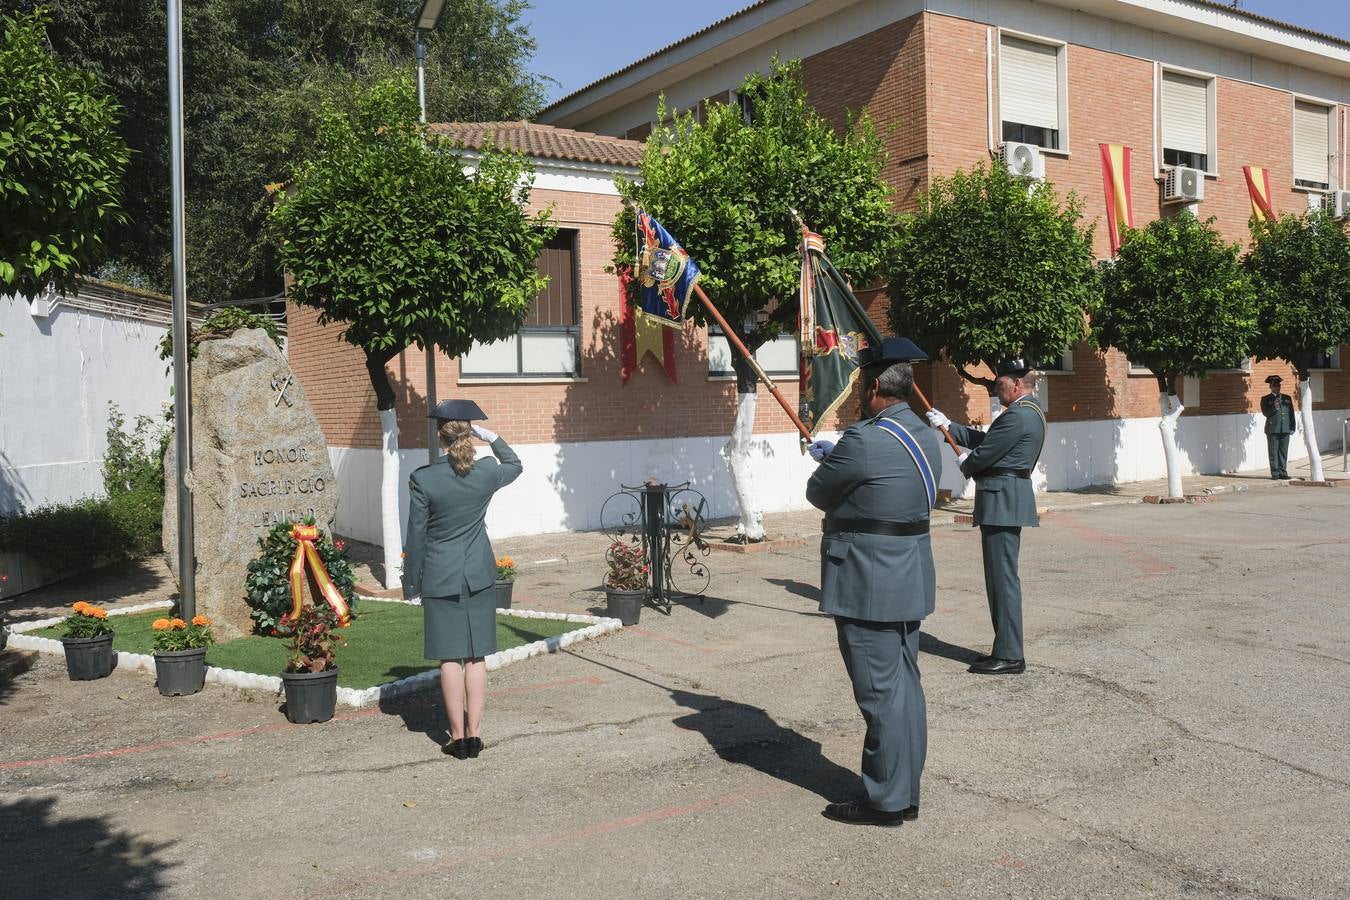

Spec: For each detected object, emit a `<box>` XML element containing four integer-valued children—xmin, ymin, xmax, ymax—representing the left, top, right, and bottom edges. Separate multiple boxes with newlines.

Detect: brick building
<box><xmin>290</xmin><ymin>0</ymin><xmax>1350</xmax><ymax>541</ymax></box>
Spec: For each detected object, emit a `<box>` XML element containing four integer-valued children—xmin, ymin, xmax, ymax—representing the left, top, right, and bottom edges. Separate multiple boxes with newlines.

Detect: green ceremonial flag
<box><xmin>797</xmin><ymin>228</ymin><xmax>884</xmax><ymax>436</ymax></box>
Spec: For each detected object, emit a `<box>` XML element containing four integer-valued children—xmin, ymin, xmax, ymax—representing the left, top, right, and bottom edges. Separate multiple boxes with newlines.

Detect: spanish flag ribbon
<box><xmin>1243</xmin><ymin>165</ymin><xmax>1276</xmax><ymax>223</ymax></box>
<box><xmin>1099</xmin><ymin>143</ymin><xmax>1134</xmax><ymax>256</ymax></box>
<box><xmin>285</xmin><ymin>524</ymin><xmax>352</xmax><ymax>627</ymax></box>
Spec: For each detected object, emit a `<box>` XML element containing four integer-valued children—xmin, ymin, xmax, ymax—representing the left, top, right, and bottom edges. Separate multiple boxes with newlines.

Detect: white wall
<box><xmin>328</xmin><ymin>407</ymin><xmax>1349</xmax><ymax>542</ymax></box>
<box><xmin>0</xmin><ymin>295</ymin><xmax>173</xmax><ymax>516</ymax></box>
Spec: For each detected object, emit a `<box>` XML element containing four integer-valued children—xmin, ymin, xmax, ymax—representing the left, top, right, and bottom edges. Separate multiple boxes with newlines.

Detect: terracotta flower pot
<box><xmin>605</xmin><ymin>588</ymin><xmax>644</xmax><ymax>626</ymax></box>
<box><xmin>281</xmin><ymin>667</ymin><xmax>339</xmax><ymax>723</ymax></box>
<box><xmin>62</xmin><ymin>634</ymin><xmax>115</xmax><ymax>680</ymax></box>
<box><xmin>154</xmin><ymin>647</ymin><xmax>208</xmax><ymax>696</ymax></box>
<box><xmin>494</xmin><ymin>579</ymin><xmax>514</xmax><ymax>609</ymax></box>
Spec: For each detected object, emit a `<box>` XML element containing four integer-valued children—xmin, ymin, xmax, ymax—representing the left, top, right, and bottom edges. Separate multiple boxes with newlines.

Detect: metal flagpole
<box><xmin>167</xmin><ymin>0</ymin><xmax>195</xmax><ymax>617</ymax></box>
<box><xmin>416</xmin><ymin>28</ymin><xmax>438</xmax><ymax>465</ymax></box>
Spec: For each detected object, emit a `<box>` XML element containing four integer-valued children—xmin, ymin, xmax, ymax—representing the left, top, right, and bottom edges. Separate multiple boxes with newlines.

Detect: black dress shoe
<box><xmin>442</xmin><ymin>738</ymin><xmax>469</xmax><ymax>759</ymax></box>
<box><xmin>822</xmin><ymin>799</ymin><xmax>906</xmax><ymax>827</ymax></box>
<box><xmin>467</xmin><ymin>736</ymin><xmax>483</xmax><ymax>758</ymax></box>
<box><xmin>902</xmin><ymin>805</ymin><xmax>919</xmax><ymax>821</ymax></box>
<box><xmin>968</xmin><ymin>657</ymin><xmax>1025</xmax><ymax>675</ymax></box>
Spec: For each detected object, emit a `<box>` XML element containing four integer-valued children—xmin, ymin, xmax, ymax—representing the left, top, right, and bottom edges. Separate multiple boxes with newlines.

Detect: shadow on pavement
<box><xmin>379</xmin><ymin>691</ymin><xmax>448</xmax><ymax>748</ymax></box>
<box><xmin>919</xmin><ymin>631</ymin><xmax>982</xmax><ymax>665</ymax></box>
<box><xmin>0</xmin><ymin>796</ymin><xmax>177</xmax><ymax>897</ymax></box>
<box><xmin>671</xmin><ymin>688</ymin><xmax>858</xmax><ymax>803</ymax></box>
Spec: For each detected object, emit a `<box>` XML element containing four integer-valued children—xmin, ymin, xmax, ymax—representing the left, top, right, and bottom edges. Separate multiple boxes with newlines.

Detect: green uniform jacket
<box><xmin>1261</xmin><ymin>393</ymin><xmax>1296</xmax><ymax>434</ymax></box>
<box><xmin>805</xmin><ymin>402</ymin><xmax>942</xmax><ymax>623</ymax></box>
<box><xmin>402</xmin><ymin>437</ymin><xmax>522</xmax><ymax>601</ymax></box>
<box><xmin>947</xmin><ymin>396</ymin><xmax>1046</xmax><ymax>528</ymax></box>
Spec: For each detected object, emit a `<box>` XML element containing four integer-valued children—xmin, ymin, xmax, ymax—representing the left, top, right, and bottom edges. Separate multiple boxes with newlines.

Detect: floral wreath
<box><xmin>244</xmin><ymin>519</ymin><xmax>358</xmax><ymax>635</ymax></box>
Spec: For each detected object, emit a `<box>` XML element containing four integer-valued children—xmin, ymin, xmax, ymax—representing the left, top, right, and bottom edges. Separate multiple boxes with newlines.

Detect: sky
<box><xmin>522</xmin><ymin>0</ymin><xmax>1350</xmax><ymax>107</ymax></box>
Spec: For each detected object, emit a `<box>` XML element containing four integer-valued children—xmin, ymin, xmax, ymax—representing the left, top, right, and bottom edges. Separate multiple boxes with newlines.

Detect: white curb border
<box><xmin>8</xmin><ymin>596</ymin><xmax>622</xmax><ymax>708</ymax></box>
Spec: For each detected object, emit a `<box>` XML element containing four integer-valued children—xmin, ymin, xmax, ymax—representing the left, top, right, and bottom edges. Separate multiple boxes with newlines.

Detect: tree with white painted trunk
<box><xmin>886</xmin><ymin>162</ymin><xmax>1097</xmax><ymax>419</ymax></box>
<box><xmin>269</xmin><ymin>77</ymin><xmax>552</xmax><ymax>587</ymax></box>
<box><xmin>1096</xmin><ymin>214</ymin><xmax>1258</xmax><ymax>498</ymax></box>
<box><xmin>1244</xmin><ymin>210</ymin><xmax>1350</xmax><ymax>483</ymax></box>
<box><xmin>611</xmin><ymin>59</ymin><xmax>898</xmax><ymax>541</ymax></box>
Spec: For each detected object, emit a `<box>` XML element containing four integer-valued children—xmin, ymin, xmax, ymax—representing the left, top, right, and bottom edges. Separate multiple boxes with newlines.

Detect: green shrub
<box><xmin>103</xmin><ymin>403</ymin><xmax>168</xmax><ymax>496</ymax></box>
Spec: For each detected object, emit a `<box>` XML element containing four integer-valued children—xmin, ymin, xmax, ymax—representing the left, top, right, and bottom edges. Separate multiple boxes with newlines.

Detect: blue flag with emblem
<box><xmin>634</xmin><ymin>209</ymin><xmax>701</xmax><ymax>328</ymax></box>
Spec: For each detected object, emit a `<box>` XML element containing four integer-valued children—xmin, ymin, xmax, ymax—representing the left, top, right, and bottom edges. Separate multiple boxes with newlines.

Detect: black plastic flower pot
<box><xmin>605</xmin><ymin>588</ymin><xmax>644</xmax><ymax>626</ymax></box>
<box><xmin>62</xmin><ymin>634</ymin><xmax>115</xmax><ymax>680</ymax></box>
<box><xmin>281</xmin><ymin>667</ymin><xmax>339</xmax><ymax>723</ymax></box>
<box><xmin>154</xmin><ymin>647</ymin><xmax>208</xmax><ymax>696</ymax></box>
<box><xmin>494</xmin><ymin>579</ymin><xmax>514</xmax><ymax>609</ymax></box>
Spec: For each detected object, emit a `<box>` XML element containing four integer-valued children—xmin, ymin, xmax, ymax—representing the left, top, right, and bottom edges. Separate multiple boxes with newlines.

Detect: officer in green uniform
<box><xmin>926</xmin><ymin>360</ymin><xmax>1045</xmax><ymax>675</ymax></box>
<box><xmin>1260</xmin><ymin>375</ymin><xmax>1295</xmax><ymax>479</ymax></box>
<box><xmin>404</xmin><ymin>399</ymin><xmax>521</xmax><ymax>759</ymax></box>
<box><xmin>805</xmin><ymin>337</ymin><xmax>941</xmax><ymax>827</ymax></box>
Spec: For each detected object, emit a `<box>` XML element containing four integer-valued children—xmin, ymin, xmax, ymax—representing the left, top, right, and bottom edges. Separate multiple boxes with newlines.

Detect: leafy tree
<box><xmin>886</xmin><ymin>161</ymin><xmax>1097</xmax><ymax>397</ymax></box>
<box><xmin>1096</xmin><ymin>213</ymin><xmax>1258</xmax><ymax>497</ymax></box>
<box><xmin>612</xmin><ymin>58</ymin><xmax>898</xmax><ymax>540</ymax></box>
<box><xmin>0</xmin><ymin>8</ymin><xmax>128</xmax><ymax>300</ymax></box>
<box><xmin>17</xmin><ymin>0</ymin><xmax>547</xmax><ymax>302</ymax></box>
<box><xmin>269</xmin><ymin>76</ymin><xmax>552</xmax><ymax>587</ymax></box>
<box><xmin>1244</xmin><ymin>210</ymin><xmax>1350</xmax><ymax>482</ymax></box>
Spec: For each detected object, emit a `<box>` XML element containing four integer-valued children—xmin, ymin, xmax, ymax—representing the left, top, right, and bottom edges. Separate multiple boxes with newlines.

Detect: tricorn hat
<box><xmin>1264</xmin><ymin>374</ymin><xmax>1283</xmax><ymax>385</ymax></box>
<box><xmin>428</xmin><ymin>399</ymin><xmax>487</xmax><ymax>421</ymax></box>
<box><xmin>857</xmin><ymin>336</ymin><xmax>928</xmax><ymax>368</ymax></box>
<box><xmin>995</xmin><ymin>358</ymin><xmax>1032</xmax><ymax>378</ymax></box>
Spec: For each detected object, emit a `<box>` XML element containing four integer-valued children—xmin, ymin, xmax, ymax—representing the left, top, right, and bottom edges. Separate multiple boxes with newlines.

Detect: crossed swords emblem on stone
<box><xmin>271</xmin><ymin>373</ymin><xmax>294</xmax><ymax>407</ymax></box>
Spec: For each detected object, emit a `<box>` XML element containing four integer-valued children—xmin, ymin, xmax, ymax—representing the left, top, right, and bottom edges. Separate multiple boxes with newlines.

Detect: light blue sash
<box><xmin>873</xmin><ymin>417</ymin><xmax>937</xmax><ymax>508</ymax></box>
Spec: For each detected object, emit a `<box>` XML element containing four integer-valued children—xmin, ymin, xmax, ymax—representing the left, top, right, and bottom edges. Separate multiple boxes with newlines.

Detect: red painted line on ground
<box><xmin>0</xmin><ymin>677</ymin><xmax>606</xmax><ymax>770</ymax></box>
<box><xmin>485</xmin><ymin>675</ymin><xmax>606</xmax><ymax>698</ymax></box>
<box><xmin>332</xmin><ymin>783</ymin><xmax>789</xmax><ymax>892</ymax></box>
<box><xmin>625</xmin><ymin>626</ymin><xmax>719</xmax><ymax>654</ymax></box>
<box><xmin>1041</xmin><ymin>511</ymin><xmax>1174</xmax><ymax>576</ymax></box>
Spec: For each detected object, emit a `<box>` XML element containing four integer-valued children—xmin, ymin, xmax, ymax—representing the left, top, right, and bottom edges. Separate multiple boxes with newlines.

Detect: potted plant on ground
<box><xmin>151</xmin><ymin>614</ymin><xmax>214</xmax><ymax>696</ymax></box>
<box><xmin>604</xmin><ymin>541</ymin><xmax>648</xmax><ymax>626</ymax></box>
<box><xmin>60</xmin><ymin>601</ymin><xmax>115</xmax><ymax>680</ymax></box>
<box><xmin>495</xmin><ymin>555</ymin><xmax>517</xmax><ymax>609</ymax></box>
<box><xmin>279</xmin><ymin>604</ymin><xmax>345</xmax><ymax>724</ymax></box>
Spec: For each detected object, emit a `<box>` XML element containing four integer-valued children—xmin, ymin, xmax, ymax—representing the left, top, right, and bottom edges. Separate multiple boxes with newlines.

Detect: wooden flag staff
<box><xmin>690</xmin><ymin>281</ymin><xmax>812</xmax><ymax>441</ymax></box>
<box><xmin>623</xmin><ymin>197</ymin><xmax>811</xmax><ymax>441</ymax></box>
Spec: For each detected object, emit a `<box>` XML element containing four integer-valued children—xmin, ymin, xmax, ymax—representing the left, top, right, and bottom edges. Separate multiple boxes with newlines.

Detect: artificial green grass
<box><xmin>34</xmin><ymin>602</ymin><xmax>588</xmax><ymax>689</ymax></box>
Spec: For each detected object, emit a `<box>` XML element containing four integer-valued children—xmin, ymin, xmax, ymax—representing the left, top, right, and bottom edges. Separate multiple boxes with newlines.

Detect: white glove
<box><xmin>926</xmin><ymin>409</ymin><xmax>951</xmax><ymax>430</ymax></box>
<box><xmin>471</xmin><ymin>424</ymin><xmax>499</xmax><ymax>442</ymax></box>
<box><xmin>407</xmin><ymin>596</ymin><xmax>422</xmax><ymax>606</ymax></box>
<box><xmin>957</xmin><ymin>451</ymin><xmax>970</xmax><ymax>465</ymax></box>
<box><xmin>806</xmin><ymin>440</ymin><xmax>834</xmax><ymax>462</ymax></box>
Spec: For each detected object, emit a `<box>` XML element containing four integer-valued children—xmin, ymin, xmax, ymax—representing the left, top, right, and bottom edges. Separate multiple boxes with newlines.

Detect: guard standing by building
<box><xmin>804</xmin><ymin>337</ymin><xmax>940</xmax><ymax>827</ymax></box>
<box><xmin>926</xmin><ymin>360</ymin><xmax>1045</xmax><ymax>675</ymax></box>
<box><xmin>1260</xmin><ymin>375</ymin><xmax>1295</xmax><ymax>479</ymax></box>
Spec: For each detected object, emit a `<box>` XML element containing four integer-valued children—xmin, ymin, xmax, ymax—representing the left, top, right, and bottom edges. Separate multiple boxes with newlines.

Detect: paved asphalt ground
<box><xmin>2</xmin><ymin>482</ymin><xmax>1348</xmax><ymax>898</ymax></box>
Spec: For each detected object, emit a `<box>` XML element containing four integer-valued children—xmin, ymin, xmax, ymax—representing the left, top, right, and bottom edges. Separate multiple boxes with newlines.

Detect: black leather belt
<box><xmin>981</xmin><ymin>467</ymin><xmax>1032</xmax><ymax>478</ymax></box>
<box><xmin>823</xmin><ymin>517</ymin><xmax>929</xmax><ymax>536</ymax></box>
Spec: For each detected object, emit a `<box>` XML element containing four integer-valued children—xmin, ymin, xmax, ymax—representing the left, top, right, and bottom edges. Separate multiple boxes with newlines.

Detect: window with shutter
<box><xmin>1161</xmin><ymin>71</ymin><xmax>1210</xmax><ymax>172</ymax></box>
<box><xmin>460</xmin><ymin>229</ymin><xmax>581</xmax><ymax>377</ymax></box>
<box><xmin>1000</xmin><ymin>36</ymin><xmax>1062</xmax><ymax>150</ymax></box>
<box><xmin>1293</xmin><ymin>101</ymin><xmax>1333</xmax><ymax>190</ymax></box>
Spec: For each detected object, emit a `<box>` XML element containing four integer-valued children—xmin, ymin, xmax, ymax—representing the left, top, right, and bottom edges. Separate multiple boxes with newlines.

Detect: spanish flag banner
<box><xmin>1243</xmin><ymin>165</ymin><xmax>1276</xmax><ymax>222</ymax></box>
<box><xmin>1099</xmin><ymin>143</ymin><xmax>1134</xmax><ymax>256</ymax></box>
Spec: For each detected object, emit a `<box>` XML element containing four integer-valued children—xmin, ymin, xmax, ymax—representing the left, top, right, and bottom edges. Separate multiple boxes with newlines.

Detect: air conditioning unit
<box><xmin>1162</xmin><ymin>166</ymin><xmax>1204</xmax><ymax>204</ymax></box>
<box><xmin>1001</xmin><ymin>142</ymin><xmax>1044</xmax><ymax>180</ymax></box>
<box><xmin>1322</xmin><ymin>190</ymin><xmax>1350</xmax><ymax>220</ymax></box>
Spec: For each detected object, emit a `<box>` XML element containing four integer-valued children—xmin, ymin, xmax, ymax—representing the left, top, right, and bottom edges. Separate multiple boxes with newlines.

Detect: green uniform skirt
<box><xmin>423</xmin><ymin>585</ymin><xmax>497</xmax><ymax>661</ymax></box>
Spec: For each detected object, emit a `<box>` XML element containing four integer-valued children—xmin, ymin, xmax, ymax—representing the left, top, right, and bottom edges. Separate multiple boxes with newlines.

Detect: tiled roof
<box><xmin>428</xmin><ymin>121</ymin><xmax>644</xmax><ymax>167</ymax></box>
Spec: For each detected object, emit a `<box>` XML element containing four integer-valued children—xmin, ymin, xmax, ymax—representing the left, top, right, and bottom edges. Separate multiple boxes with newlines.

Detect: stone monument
<box><xmin>164</xmin><ymin>328</ymin><xmax>340</xmax><ymax>640</ymax></box>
